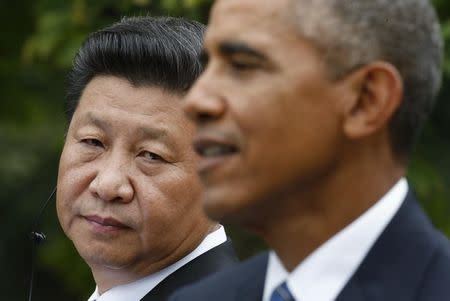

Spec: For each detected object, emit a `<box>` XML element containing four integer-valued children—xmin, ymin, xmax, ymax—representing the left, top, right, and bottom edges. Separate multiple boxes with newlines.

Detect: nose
<box><xmin>184</xmin><ymin>71</ymin><xmax>226</xmax><ymax>125</ymax></box>
<box><xmin>89</xmin><ymin>154</ymin><xmax>134</xmax><ymax>203</ymax></box>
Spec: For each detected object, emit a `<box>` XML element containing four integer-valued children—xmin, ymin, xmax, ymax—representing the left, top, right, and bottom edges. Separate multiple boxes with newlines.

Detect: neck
<box><xmin>256</xmin><ymin>150</ymin><xmax>405</xmax><ymax>271</ymax></box>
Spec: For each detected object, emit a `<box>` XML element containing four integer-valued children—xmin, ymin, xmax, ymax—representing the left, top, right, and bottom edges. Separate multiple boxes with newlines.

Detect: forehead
<box><xmin>71</xmin><ymin>76</ymin><xmax>192</xmax><ymax>150</ymax></box>
<box><xmin>206</xmin><ymin>0</ymin><xmax>296</xmax><ymax>49</ymax></box>
<box><xmin>76</xmin><ymin>76</ymin><xmax>181</xmax><ymax>115</ymax></box>
<box><xmin>211</xmin><ymin>0</ymin><xmax>289</xmax><ymax>24</ymax></box>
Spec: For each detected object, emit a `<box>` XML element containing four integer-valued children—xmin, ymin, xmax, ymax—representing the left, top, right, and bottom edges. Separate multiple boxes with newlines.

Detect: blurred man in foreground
<box><xmin>56</xmin><ymin>16</ymin><xmax>237</xmax><ymax>301</ymax></box>
<box><xmin>170</xmin><ymin>0</ymin><xmax>450</xmax><ymax>300</ymax></box>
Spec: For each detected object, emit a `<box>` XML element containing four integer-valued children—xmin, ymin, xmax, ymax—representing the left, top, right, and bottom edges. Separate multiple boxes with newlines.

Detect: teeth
<box><xmin>203</xmin><ymin>146</ymin><xmax>227</xmax><ymax>157</ymax></box>
<box><xmin>195</xmin><ymin>140</ymin><xmax>238</xmax><ymax>158</ymax></box>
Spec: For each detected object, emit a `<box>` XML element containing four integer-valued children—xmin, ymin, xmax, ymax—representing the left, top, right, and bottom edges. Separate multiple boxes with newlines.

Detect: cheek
<box><xmin>56</xmin><ymin>148</ymin><xmax>96</xmax><ymax>228</ymax></box>
<box><xmin>162</xmin><ymin>165</ymin><xmax>203</xmax><ymax>203</ymax></box>
<box><xmin>56</xmin><ymin>173</ymin><xmax>74</xmax><ymax>235</ymax></box>
<box><xmin>59</xmin><ymin>141</ymin><xmax>99</xmax><ymax>189</ymax></box>
<box><xmin>230</xmin><ymin>81</ymin><xmax>287</xmax><ymax>136</ymax></box>
<box><xmin>138</xmin><ymin>170</ymin><xmax>203</xmax><ymax>234</ymax></box>
<box><xmin>235</xmin><ymin>84</ymin><xmax>341</xmax><ymax>180</ymax></box>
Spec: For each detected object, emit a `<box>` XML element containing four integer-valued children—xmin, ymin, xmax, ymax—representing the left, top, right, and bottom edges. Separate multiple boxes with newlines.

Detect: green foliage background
<box><xmin>0</xmin><ymin>0</ymin><xmax>449</xmax><ymax>300</ymax></box>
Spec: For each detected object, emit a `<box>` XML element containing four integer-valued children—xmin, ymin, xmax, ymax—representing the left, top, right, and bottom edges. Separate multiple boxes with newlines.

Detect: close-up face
<box><xmin>185</xmin><ymin>0</ymin><xmax>351</xmax><ymax>225</ymax></box>
<box><xmin>57</xmin><ymin>75</ymin><xmax>210</xmax><ymax>272</ymax></box>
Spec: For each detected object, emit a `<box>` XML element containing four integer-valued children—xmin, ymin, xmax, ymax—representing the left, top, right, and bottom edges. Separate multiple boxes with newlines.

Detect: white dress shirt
<box><xmin>87</xmin><ymin>225</ymin><xmax>227</xmax><ymax>301</ymax></box>
<box><xmin>262</xmin><ymin>178</ymin><xmax>408</xmax><ymax>301</ymax></box>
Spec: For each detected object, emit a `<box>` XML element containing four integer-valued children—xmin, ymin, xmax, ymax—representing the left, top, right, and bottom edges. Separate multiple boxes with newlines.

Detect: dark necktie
<box><xmin>270</xmin><ymin>282</ymin><xmax>296</xmax><ymax>301</ymax></box>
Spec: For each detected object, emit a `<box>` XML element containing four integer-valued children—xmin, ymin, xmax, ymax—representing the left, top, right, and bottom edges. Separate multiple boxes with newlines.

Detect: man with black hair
<box><xmin>170</xmin><ymin>0</ymin><xmax>450</xmax><ymax>300</ymax></box>
<box><xmin>56</xmin><ymin>16</ymin><xmax>237</xmax><ymax>301</ymax></box>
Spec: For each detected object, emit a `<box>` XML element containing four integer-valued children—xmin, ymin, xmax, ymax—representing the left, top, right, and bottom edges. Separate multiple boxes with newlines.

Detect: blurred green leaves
<box><xmin>21</xmin><ymin>0</ymin><xmax>213</xmax><ymax>68</ymax></box>
<box><xmin>0</xmin><ymin>0</ymin><xmax>449</xmax><ymax>300</ymax></box>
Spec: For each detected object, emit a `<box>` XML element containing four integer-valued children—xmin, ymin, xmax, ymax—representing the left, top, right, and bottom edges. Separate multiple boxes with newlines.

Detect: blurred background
<box><xmin>1</xmin><ymin>0</ymin><xmax>449</xmax><ymax>300</ymax></box>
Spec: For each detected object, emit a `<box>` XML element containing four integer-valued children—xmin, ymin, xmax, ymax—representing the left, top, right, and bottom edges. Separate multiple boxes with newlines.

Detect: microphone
<box><xmin>30</xmin><ymin>231</ymin><xmax>47</xmax><ymax>245</ymax></box>
<box><xmin>27</xmin><ymin>186</ymin><xmax>57</xmax><ymax>301</ymax></box>
<box><xmin>30</xmin><ymin>186</ymin><xmax>56</xmax><ymax>244</ymax></box>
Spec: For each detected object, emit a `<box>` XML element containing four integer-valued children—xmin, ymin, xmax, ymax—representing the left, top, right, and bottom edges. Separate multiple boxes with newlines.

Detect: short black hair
<box><xmin>65</xmin><ymin>16</ymin><xmax>205</xmax><ymax>122</ymax></box>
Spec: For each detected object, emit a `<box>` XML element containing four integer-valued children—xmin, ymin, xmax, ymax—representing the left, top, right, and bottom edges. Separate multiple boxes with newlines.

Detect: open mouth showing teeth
<box><xmin>194</xmin><ymin>141</ymin><xmax>239</xmax><ymax>158</ymax></box>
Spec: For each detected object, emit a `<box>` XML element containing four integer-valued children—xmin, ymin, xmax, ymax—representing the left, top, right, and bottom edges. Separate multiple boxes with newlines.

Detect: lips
<box><xmin>193</xmin><ymin>137</ymin><xmax>239</xmax><ymax>158</ymax></box>
<box><xmin>84</xmin><ymin>215</ymin><xmax>129</xmax><ymax>230</ymax></box>
<box><xmin>193</xmin><ymin>134</ymin><xmax>240</xmax><ymax>174</ymax></box>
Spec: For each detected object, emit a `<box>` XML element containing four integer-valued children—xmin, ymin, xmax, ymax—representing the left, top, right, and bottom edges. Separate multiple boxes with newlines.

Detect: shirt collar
<box><xmin>87</xmin><ymin>225</ymin><xmax>227</xmax><ymax>301</ymax></box>
<box><xmin>263</xmin><ymin>178</ymin><xmax>408</xmax><ymax>301</ymax></box>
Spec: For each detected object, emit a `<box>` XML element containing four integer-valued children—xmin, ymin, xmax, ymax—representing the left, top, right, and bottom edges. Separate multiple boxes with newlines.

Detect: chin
<box><xmin>202</xmin><ymin>187</ymin><xmax>264</xmax><ymax>228</ymax></box>
<box><xmin>74</xmin><ymin>241</ymin><xmax>134</xmax><ymax>270</ymax></box>
<box><xmin>83</xmin><ymin>250</ymin><xmax>133</xmax><ymax>270</ymax></box>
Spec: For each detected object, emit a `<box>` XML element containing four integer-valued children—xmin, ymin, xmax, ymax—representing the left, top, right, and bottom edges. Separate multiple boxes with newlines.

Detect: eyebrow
<box><xmin>80</xmin><ymin>112</ymin><xmax>174</xmax><ymax>147</ymax></box>
<box><xmin>82</xmin><ymin>112</ymin><xmax>111</xmax><ymax>131</ymax></box>
<box><xmin>136</xmin><ymin>126</ymin><xmax>169</xmax><ymax>142</ymax></box>
<box><xmin>218</xmin><ymin>41</ymin><xmax>268</xmax><ymax>61</ymax></box>
<box><xmin>136</xmin><ymin>126</ymin><xmax>179</xmax><ymax>153</ymax></box>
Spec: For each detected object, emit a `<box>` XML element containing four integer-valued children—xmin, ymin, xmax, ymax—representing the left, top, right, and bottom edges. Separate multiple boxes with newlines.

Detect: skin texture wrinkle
<box><xmin>57</xmin><ymin>76</ymin><xmax>213</xmax><ymax>292</ymax></box>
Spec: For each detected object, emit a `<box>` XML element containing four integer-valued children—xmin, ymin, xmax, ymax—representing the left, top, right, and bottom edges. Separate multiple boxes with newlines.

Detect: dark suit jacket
<box><xmin>141</xmin><ymin>239</ymin><xmax>238</xmax><ymax>301</ymax></box>
<box><xmin>169</xmin><ymin>191</ymin><xmax>450</xmax><ymax>300</ymax></box>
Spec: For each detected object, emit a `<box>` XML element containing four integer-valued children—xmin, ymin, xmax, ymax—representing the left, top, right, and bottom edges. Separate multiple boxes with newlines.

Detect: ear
<box><xmin>342</xmin><ymin>62</ymin><xmax>403</xmax><ymax>140</ymax></box>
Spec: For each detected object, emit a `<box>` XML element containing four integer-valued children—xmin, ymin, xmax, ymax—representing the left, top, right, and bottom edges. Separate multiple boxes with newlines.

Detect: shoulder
<box><xmin>386</xmin><ymin>191</ymin><xmax>450</xmax><ymax>299</ymax></box>
<box><xmin>185</xmin><ymin>238</ymin><xmax>239</xmax><ymax>273</ymax></box>
<box><xmin>338</xmin><ymin>190</ymin><xmax>450</xmax><ymax>300</ymax></box>
<box><xmin>141</xmin><ymin>240</ymin><xmax>239</xmax><ymax>301</ymax></box>
<box><xmin>416</xmin><ymin>229</ymin><xmax>450</xmax><ymax>299</ymax></box>
<box><xmin>169</xmin><ymin>252</ymin><xmax>269</xmax><ymax>301</ymax></box>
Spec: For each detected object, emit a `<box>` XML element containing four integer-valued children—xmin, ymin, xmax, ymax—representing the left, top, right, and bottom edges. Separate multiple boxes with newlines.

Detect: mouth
<box><xmin>83</xmin><ymin>215</ymin><xmax>130</xmax><ymax>233</ymax></box>
<box><xmin>193</xmin><ymin>135</ymin><xmax>240</xmax><ymax>173</ymax></box>
<box><xmin>193</xmin><ymin>137</ymin><xmax>239</xmax><ymax>158</ymax></box>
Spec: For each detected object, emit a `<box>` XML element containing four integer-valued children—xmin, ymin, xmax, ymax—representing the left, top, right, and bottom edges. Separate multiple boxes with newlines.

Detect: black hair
<box><xmin>65</xmin><ymin>16</ymin><xmax>205</xmax><ymax>121</ymax></box>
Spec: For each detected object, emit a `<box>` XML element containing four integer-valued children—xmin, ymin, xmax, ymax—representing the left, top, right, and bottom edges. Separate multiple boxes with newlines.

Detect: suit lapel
<box><xmin>336</xmin><ymin>280</ymin><xmax>366</xmax><ymax>301</ymax></box>
<box><xmin>141</xmin><ymin>240</ymin><xmax>238</xmax><ymax>301</ymax></box>
<box><xmin>233</xmin><ymin>253</ymin><xmax>268</xmax><ymax>301</ymax></box>
<box><xmin>337</xmin><ymin>190</ymin><xmax>439</xmax><ymax>301</ymax></box>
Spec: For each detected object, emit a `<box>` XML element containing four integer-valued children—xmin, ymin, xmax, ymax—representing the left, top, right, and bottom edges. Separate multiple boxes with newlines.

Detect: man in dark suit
<box><xmin>170</xmin><ymin>0</ymin><xmax>450</xmax><ymax>300</ymax></box>
<box><xmin>56</xmin><ymin>16</ymin><xmax>237</xmax><ymax>301</ymax></box>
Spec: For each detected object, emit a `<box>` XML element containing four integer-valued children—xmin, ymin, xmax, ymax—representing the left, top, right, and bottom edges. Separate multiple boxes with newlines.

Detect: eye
<box><xmin>139</xmin><ymin>151</ymin><xmax>165</xmax><ymax>162</ymax></box>
<box><xmin>230</xmin><ymin>60</ymin><xmax>259</xmax><ymax>71</ymax></box>
<box><xmin>81</xmin><ymin>138</ymin><xmax>103</xmax><ymax>148</ymax></box>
